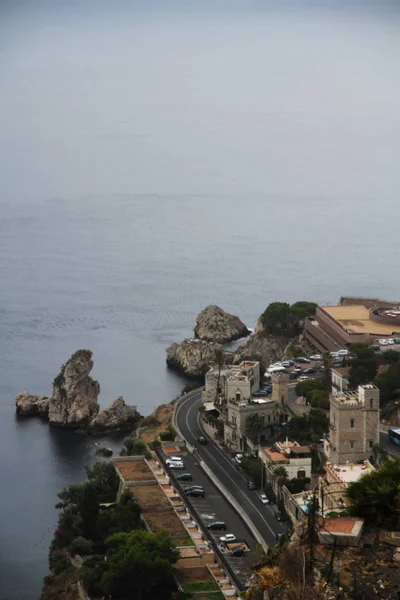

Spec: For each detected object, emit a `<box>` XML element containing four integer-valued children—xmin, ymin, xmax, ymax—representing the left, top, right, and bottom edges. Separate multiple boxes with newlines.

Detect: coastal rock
<box><xmin>194</xmin><ymin>305</ymin><xmax>250</xmax><ymax>344</ymax></box>
<box><xmin>89</xmin><ymin>396</ymin><xmax>140</xmax><ymax>433</ymax></box>
<box><xmin>166</xmin><ymin>338</ymin><xmax>225</xmax><ymax>378</ymax></box>
<box><xmin>48</xmin><ymin>350</ymin><xmax>100</xmax><ymax>428</ymax></box>
<box><xmin>233</xmin><ymin>329</ymin><xmax>288</xmax><ymax>372</ymax></box>
<box><xmin>15</xmin><ymin>392</ymin><xmax>49</xmax><ymax>417</ymax></box>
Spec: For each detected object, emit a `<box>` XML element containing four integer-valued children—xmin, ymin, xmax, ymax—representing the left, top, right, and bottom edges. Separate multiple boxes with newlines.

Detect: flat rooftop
<box><xmin>261</xmin><ymin>448</ymin><xmax>289</xmax><ymax>464</ymax></box>
<box><xmin>114</xmin><ymin>458</ymin><xmax>156</xmax><ymax>481</ymax></box>
<box><xmin>326</xmin><ymin>462</ymin><xmax>374</xmax><ymax>483</ymax></box>
<box><xmin>143</xmin><ymin>509</ymin><xmax>189</xmax><ymax>544</ymax></box>
<box><xmin>323</xmin><ymin>517</ymin><xmax>364</xmax><ymax>535</ymax></box>
<box><xmin>128</xmin><ymin>484</ymin><xmax>171</xmax><ymax>509</ymax></box>
<box><xmin>322</xmin><ymin>305</ymin><xmax>400</xmax><ymax>336</ymax></box>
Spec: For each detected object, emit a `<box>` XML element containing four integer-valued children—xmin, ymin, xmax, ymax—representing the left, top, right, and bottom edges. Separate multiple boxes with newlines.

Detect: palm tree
<box><xmin>214</xmin><ymin>347</ymin><xmax>225</xmax><ymax>403</ymax></box>
<box><xmin>274</xmin><ymin>466</ymin><xmax>288</xmax><ymax>507</ymax></box>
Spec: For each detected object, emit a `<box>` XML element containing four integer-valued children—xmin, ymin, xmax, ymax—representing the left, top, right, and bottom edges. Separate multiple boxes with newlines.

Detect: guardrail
<box><xmin>154</xmin><ymin>446</ymin><xmax>244</xmax><ymax>592</ymax></box>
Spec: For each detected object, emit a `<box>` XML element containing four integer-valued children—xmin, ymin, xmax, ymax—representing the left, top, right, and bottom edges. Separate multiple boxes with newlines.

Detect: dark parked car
<box><xmin>207</xmin><ymin>521</ymin><xmax>227</xmax><ymax>531</ymax></box>
<box><xmin>295</xmin><ymin>357</ymin><xmax>311</xmax><ymax>364</ymax></box>
<box><xmin>186</xmin><ymin>489</ymin><xmax>205</xmax><ymax>498</ymax></box>
<box><xmin>303</xmin><ymin>367</ymin><xmax>317</xmax><ymax>375</ymax></box>
<box><xmin>231</xmin><ymin>547</ymin><xmax>245</xmax><ymax>557</ymax></box>
<box><xmin>275</xmin><ymin>511</ymin><xmax>285</xmax><ymax>522</ymax></box>
<box><xmin>198</xmin><ymin>436</ymin><xmax>207</xmax><ymax>445</ymax></box>
<box><xmin>176</xmin><ymin>473</ymin><xmax>193</xmax><ymax>481</ymax></box>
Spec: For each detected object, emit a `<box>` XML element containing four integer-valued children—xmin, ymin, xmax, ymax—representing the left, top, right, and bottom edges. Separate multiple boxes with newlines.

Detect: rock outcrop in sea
<box><xmin>15</xmin><ymin>392</ymin><xmax>49</xmax><ymax>417</ymax></box>
<box><xmin>15</xmin><ymin>350</ymin><xmax>140</xmax><ymax>433</ymax></box>
<box><xmin>194</xmin><ymin>304</ymin><xmax>250</xmax><ymax>344</ymax></box>
<box><xmin>89</xmin><ymin>396</ymin><xmax>139</xmax><ymax>433</ymax></box>
<box><xmin>233</xmin><ymin>319</ymin><xmax>288</xmax><ymax>371</ymax></box>
<box><xmin>166</xmin><ymin>338</ymin><xmax>228</xmax><ymax>378</ymax></box>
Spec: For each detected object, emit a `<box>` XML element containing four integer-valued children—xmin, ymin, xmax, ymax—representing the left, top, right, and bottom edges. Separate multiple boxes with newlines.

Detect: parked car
<box><xmin>220</xmin><ymin>534</ymin><xmax>236</xmax><ymax>543</ymax></box>
<box><xmin>388</xmin><ymin>339</ymin><xmax>395</xmax><ymax>345</ymax></box>
<box><xmin>393</xmin><ymin>338</ymin><xmax>400</xmax><ymax>344</ymax></box>
<box><xmin>298</xmin><ymin>375</ymin><xmax>309</xmax><ymax>381</ymax></box>
<box><xmin>289</xmin><ymin>372</ymin><xmax>297</xmax><ymax>380</ymax></box>
<box><xmin>309</xmin><ymin>354</ymin><xmax>322</xmax><ymax>361</ymax></box>
<box><xmin>235</xmin><ymin>454</ymin><xmax>243</xmax><ymax>464</ymax></box>
<box><xmin>281</xmin><ymin>361</ymin><xmax>292</xmax><ymax>367</ymax></box>
<box><xmin>275</xmin><ymin>511</ymin><xmax>285</xmax><ymax>522</ymax></box>
<box><xmin>176</xmin><ymin>473</ymin><xmax>192</xmax><ymax>481</ymax></box>
<box><xmin>166</xmin><ymin>456</ymin><xmax>183</xmax><ymax>465</ymax></box>
<box><xmin>186</xmin><ymin>489</ymin><xmax>205</xmax><ymax>498</ymax></box>
<box><xmin>169</xmin><ymin>461</ymin><xmax>184</xmax><ymax>469</ymax></box>
<box><xmin>337</xmin><ymin>349</ymin><xmax>349</xmax><ymax>356</ymax></box>
<box><xmin>231</xmin><ymin>547</ymin><xmax>245</xmax><ymax>557</ymax></box>
<box><xmin>293</xmin><ymin>367</ymin><xmax>303</xmax><ymax>373</ymax></box>
<box><xmin>247</xmin><ymin>480</ymin><xmax>256</xmax><ymax>490</ymax></box>
<box><xmin>260</xmin><ymin>493</ymin><xmax>269</xmax><ymax>504</ymax></box>
<box><xmin>303</xmin><ymin>367</ymin><xmax>317</xmax><ymax>375</ymax></box>
<box><xmin>207</xmin><ymin>521</ymin><xmax>226</xmax><ymax>531</ymax></box>
<box><xmin>295</xmin><ymin>357</ymin><xmax>311</xmax><ymax>364</ymax></box>
<box><xmin>184</xmin><ymin>486</ymin><xmax>204</xmax><ymax>492</ymax></box>
<box><xmin>198</xmin><ymin>436</ymin><xmax>207</xmax><ymax>445</ymax></box>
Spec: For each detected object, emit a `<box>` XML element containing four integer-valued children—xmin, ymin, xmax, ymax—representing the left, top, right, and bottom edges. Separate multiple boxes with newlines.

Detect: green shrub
<box><xmin>160</xmin><ymin>430</ymin><xmax>175</xmax><ymax>441</ymax></box>
<box><xmin>69</xmin><ymin>536</ymin><xmax>93</xmax><ymax>556</ymax></box>
<box><xmin>49</xmin><ymin>551</ymin><xmax>70</xmax><ymax>575</ymax></box>
<box><xmin>140</xmin><ymin>415</ymin><xmax>159</xmax><ymax>427</ymax></box>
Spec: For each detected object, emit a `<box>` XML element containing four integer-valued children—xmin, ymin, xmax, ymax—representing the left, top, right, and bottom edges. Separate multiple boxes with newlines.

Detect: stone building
<box><xmin>225</xmin><ymin>361</ymin><xmax>260</xmax><ymax>402</ymax></box>
<box><xmin>223</xmin><ymin>396</ymin><xmax>281</xmax><ymax>452</ymax></box>
<box><xmin>271</xmin><ymin>371</ymin><xmax>289</xmax><ymax>406</ymax></box>
<box><xmin>324</xmin><ymin>384</ymin><xmax>380</xmax><ymax>464</ymax></box>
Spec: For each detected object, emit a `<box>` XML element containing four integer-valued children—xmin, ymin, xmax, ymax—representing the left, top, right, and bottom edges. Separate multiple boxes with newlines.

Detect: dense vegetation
<box><xmin>295</xmin><ymin>379</ymin><xmax>329</xmax><ymax>409</ymax></box>
<box><xmin>45</xmin><ymin>461</ymin><xmax>178</xmax><ymax>600</ymax></box>
<box><xmin>260</xmin><ymin>301</ymin><xmax>317</xmax><ymax>336</ymax></box>
<box><xmin>347</xmin><ymin>457</ymin><xmax>400</xmax><ymax>529</ymax></box>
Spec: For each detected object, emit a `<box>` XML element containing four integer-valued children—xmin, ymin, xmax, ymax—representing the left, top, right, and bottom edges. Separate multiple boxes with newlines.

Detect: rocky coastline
<box><xmin>15</xmin><ymin>350</ymin><xmax>140</xmax><ymax>434</ymax></box>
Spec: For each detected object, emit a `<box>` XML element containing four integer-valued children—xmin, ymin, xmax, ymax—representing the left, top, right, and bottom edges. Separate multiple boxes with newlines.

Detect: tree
<box><xmin>98</xmin><ymin>490</ymin><xmax>142</xmax><ymax>540</ymax></box>
<box><xmin>307</xmin><ymin>389</ymin><xmax>329</xmax><ymax>410</ymax></box>
<box><xmin>120</xmin><ymin>437</ymin><xmax>151</xmax><ymax>458</ymax></box>
<box><xmin>347</xmin><ymin>343</ymin><xmax>379</xmax><ymax>388</ymax></box>
<box><xmin>380</xmin><ymin>349</ymin><xmax>400</xmax><ymax>365</ymax></box>
<box><xmin>214</xmin><ymin>346</ymin><xmax>225</xmax><ymax>401</ymax></box>
<box><xmin>86</xmin><ymin>461</ymin><xmax>120</xmax><ymax>502</ymax></box>
<box><xmin>101</xmin><ymin>529</ymin><xmax>179</xmax><ymax>600</ymax></box>
<box><xmin>79</xmin><ymin>483</ymin><xmax>100</xmax><ymax>540</ymax></box>
<box><xmin>374</xmin><ymin>361</ymin><xmax>400</xmax><ymax>407</ymax></box>
<box><xmin>346</xmin><ymin>457</ymin><xmax>400</xmax><ymax>528</ymax></box>
<box><xmin>246</xmin><ymin>412</ymin><xmax>265</xmax><ymax>441</ymax></box>
<box><xmin>260</xmin><ymin>302</ymin><xmax>292</xmax><ymax>335</ymax></box>
<box><xmin>69</xmin><ymin>536</ymin><xmax>93</xmax><ymax>556</ymax></box>
<box><xmin>241</xmin><ymin>457</ymin><xmax>262</xmax><ymax>486</ymax></box>
<box><xmin>295</xmin><ymin>379</ymin><xmax>324</xmax><ymax>398</ymax></box>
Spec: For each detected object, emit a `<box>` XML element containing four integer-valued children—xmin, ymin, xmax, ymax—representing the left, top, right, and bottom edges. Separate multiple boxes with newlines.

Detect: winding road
<box><xmin>175</xmin><ymin>391</ymin><xmax>286</xmax><ymax>548</ymax></box>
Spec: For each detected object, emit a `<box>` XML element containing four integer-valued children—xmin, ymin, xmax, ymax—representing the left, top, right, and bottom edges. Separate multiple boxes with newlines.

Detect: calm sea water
<box><xmin>1</xmin><ymin>1</ymin><xmax>399</xmax><ymax>598</ymax></box>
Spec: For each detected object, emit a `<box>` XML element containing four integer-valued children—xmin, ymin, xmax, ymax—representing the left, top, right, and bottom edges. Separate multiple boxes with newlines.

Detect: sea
<box><xmin>0</xmin><ymin>1</ymin><xmax>399</xmax><ymax>598</ymax></box>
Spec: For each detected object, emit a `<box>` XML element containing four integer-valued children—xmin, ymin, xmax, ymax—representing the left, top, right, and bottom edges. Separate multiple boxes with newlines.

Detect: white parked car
<box><xmin>220</xmin><ymin>534</ymin><xmax>236</xmax><ymax>543</ymax></box>
<box><xmin>169</xmin><ymin>462</ymin><xmax>184</xmax><ymax>470</ymax></box>
<box><xmin>379</xmin><ymin>339</ymin><xmax>389</xmax><ymax>346</ymax></box>
<box><xmin>337</xmin><ymin>349</ymin><xmax>349</xmax><ymax>356</ymax></box>
<box><xmin>166</xmin><ymin>456</ymin><xmax>183</xmax><ymax>465</ymax></box>
<box><xmin>298</xmin><ymin>375</ymin><xmax>309</xmax><ymax>381</ymax></box>
<box><xmin>388</xmin><ymin>339</ymin><xmax>395</xmax><ymax>345</ymax></box>
<box><xmin>309</xmin><ymin>354</ymin><xmax>322</xmax><ymax>361</ymax></box>
<box><xmin>260</xmin><ymin>493</ymin><xmax>269</xmax><ymax>504</ymax></box>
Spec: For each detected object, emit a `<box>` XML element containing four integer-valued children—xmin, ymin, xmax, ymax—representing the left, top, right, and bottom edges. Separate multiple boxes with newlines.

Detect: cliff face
<box><xmin>233</xmin><ymin>323</ymin><xmax>288</xmax><ymax>371</ymax></box>
<box><xmin>194</xmin><ymin>305</ymin><xmax>250</xmax><ymax>343</ymax></box>
<box><xmin>48</xmin><ymin>350</ymin><xmax>100</xmax><ymax>427</ymax></box>
<box><xmin>89</xmin><ymin>396</ymin><xmax>140</xmax><ymax>433</ymax></box>
<box><xmin>166</xmin><ymin>339</ymin><xmax>224</xmax><ymax>378</ymax></box>
<box><xmin>16</xmin><ymin>392</ymin><xmax>49</xmax><ymax>417</ymax></box>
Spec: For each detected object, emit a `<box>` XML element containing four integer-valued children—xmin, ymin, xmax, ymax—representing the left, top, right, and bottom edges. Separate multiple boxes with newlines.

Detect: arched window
<box><xmin>297</xmin><ymin>469</ymin><xmax>306</xmax><ymax>479</ymax></box>
<box><xmin>235</xmin><ymin>391</ymin><xmax>241</xmax><ymax>401</ymax></box>
<box><xmin>350</xmin><ymin>418</ymin><xmax>355</xmax><ymax>428</ymax></box>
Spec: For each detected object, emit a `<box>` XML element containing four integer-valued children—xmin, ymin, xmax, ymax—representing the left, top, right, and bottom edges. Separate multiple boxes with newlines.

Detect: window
<box><xmin>232</xmin><ymin>432</ymin><xmax>237</xmax><ymax>442</ymax></box>
<box><xmin>370</xmin><ymin>399</ymin><xmax>373</xmax><ymax>409</ymax></box>
<box><xmin>261</xmin><ymin>416</ymin><xmax>265</xmax><ymax>426</ymax></box>
<box><xmin>350</xmin><ymin>418</ymin><xmax>355</xmax><ymax>428</ymax></box>
<box><xmin>350</xmin><ymin>441</ymin><xmax>355</xmax><ymax>449</ymax></box>
<box><xmin>267</xmin><ymin>415</ymin><xmax>271</xmax><ymax>423</ymax></box>
<box><xmin>369</xmin><ymin>440</ymin><xmax>373</xmax><ymax>448</ymax></box>
<box><xmin>235</xmin><ymin>392</ymin><xmax>241</xmax><ymax>401</ymax></box>
<box><xmin>232</xmin><ymin>416</ymin><xmax>236</xmax><ymax>426</ymax></box>
<box><xmin>297</xmin><ymin>469</ymin><xmax>306</xmax><ymax>479</ymax></box>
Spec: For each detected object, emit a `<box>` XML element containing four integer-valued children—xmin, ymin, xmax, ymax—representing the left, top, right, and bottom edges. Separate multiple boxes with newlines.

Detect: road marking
<box><xmin>182</xmin><ymin>397</ymin><xmax>279</xmax><ymax>538</ymax></box>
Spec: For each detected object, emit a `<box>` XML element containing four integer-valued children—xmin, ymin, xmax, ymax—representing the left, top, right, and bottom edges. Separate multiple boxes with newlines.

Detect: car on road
<box><xmin>298</xmin><ymin>375</ymin><xmax>309</xmax><ymax>381</ymax></box>
<box><xmin>186</xmin><ymin>488</ymin><xmax>205</xmax><ymax>498</ymax></box>
<box><xmin>259</xmin><ymin>493</ymin><xmax>269</xmax><ymax>504</ymax></box>
<box><xmin>275</xmin><ymin>511</ymin><xmax>285</xmax><ymax>521</ymax></box>
<box><xmin>235</xmin><ymin>453</ymin><xmax>243</xmax><ymax>464</ymax></box>
<box><xmin>309</xmin><ymin>354</ymin><xmax>322</xmax><ymax>361</ymax></box>
<box><xmin>169</xmin><ymin>461</ymin><xmax>184</xmax><ymax>469</ymax></box>
<box><xmin>166</xmin><ymin>456</ymin><xmax>183</xmax><ymax>464</ymax></box>
<box><xmin>231</xmin><ymin>547</ymin><xmax>245</xmax><ymax>557</ymax></box>
<box><xmin>176</xmin><ymin>473</ymin><xmax>192</xmax><ymax>481</ymax></box>
<box><xmin>220</xmin><ymin>533</ymin><xmax>236</xmax><ymax>543</ymax></box>
<box><xmin>207</xmin><ymin>521</ymin><xmax>227</xmax><ymax>531</ymax></box>
<box><xmin>247</xmin><ymin>480</ymin><xmax>256</xmax><ymax>490</ymax></box>
<box><xmin>198</xmin><ymin>436</ymin><xmax>207</xmax><ymax>445</ymax></box>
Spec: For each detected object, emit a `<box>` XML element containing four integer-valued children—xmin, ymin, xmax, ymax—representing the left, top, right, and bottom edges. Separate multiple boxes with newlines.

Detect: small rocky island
<box><xmin>166</xmin><ymin>304</ymin><xmax>289</xmax><ymax>378</ymax></box>
<box><xmin>15</xmin><ymin>349</ymin><xmax>140</xmax><ymax>433</ymax></box>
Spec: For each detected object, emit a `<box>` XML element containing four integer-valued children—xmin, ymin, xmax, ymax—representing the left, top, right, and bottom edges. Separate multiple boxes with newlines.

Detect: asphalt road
<box><xmin>166</xmin><ymin>450</ymin><xmax>258</xmax><ymax>586</ymax></box>
<box><xmin>176</xmin><ymin>392</ymin><xmax>287</xmax><ymax>549</ymax></box>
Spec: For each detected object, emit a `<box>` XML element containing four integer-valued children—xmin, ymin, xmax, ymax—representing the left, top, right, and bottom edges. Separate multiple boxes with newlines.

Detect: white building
<box><xmin>259</xmin><ymin>439</ymin><xmax>312</xmax><ymax>479</ymax></box>
<box><xmin>331</xmin><ymin>367</ymin><xmax>350</xmax><ymax>394</ymax></box>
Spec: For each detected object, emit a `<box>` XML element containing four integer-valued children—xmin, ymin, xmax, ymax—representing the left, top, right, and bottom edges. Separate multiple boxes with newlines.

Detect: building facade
<box><xmin>324</xmin><ymin>384</ymin><xmax>380</xmax><ymax>464</ymax></box>
<box><xmin>225</xmin><ymin>361</ymin><xmax>260</xmax><ymax>402</ymax></box>
<box><xmin>331</xmin><ymin>367</ymin><xmax>350</xmax><ymax>394</ymax></box>
<box><xmin>271</xmin><ymin>371</ymin><xmax>289</xmax><ymax>406</ymax></box>
<box><xmin>259</xmin><ymin>439</ymin><xmax>312</xmax><ymax>479</ymax></box>
<box><xmin>224</xmin><ymin>396</ymin><xmax>281</xmax><ymax>452</ymax></box>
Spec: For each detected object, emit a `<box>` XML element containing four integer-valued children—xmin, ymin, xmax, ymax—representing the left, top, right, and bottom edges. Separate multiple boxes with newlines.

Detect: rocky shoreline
<box><xmin>15</xmin><ymin>350</ymin><xmax>141</xmax><ymax>434</ymax></box>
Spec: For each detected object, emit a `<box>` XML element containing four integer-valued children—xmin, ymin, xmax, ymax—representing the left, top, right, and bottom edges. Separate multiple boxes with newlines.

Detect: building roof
<box><xmin>325</xmin><ymin>461</ymin><xmax>374</xmax><ymax>483</ymax></box>
<box><xmin>114</xmin><ymin>458</ymin><xmax>156</xmax><ymax>481</ymax></box>
<box><xmin>322</xmin><ymin>305</ymin><xmax>400</xmax><ymax>336</ymax></box>
<box><xmin>128</xmin><ymin>484</ymin><xmax>171</xmax><ymax>509</ymax></box>
<box><xmin>332</xmin><ymin>367</ymin><xmax>351</xmax><ymax>377</ymax></box>
<box><xmin>322</xmin><ymin>517</ymin><xmax>364</xmax><ymax>535</ymax></box>
<box><xmin>261</xmin><ymin>448</ymin><xmax>290</xmax><ymax>464</ymax></box>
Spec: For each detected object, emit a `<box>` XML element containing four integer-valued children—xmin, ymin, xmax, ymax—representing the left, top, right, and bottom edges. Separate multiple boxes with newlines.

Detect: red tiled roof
<box><xmin>323</xmin><ymin>517</ymin><xmax>362</xmax><ymax>534</ymax></box>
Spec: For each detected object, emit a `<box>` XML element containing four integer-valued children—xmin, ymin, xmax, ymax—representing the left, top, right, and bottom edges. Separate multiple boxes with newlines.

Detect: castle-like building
<box><xmin>324</xmin><ymin>383</ymin><xmax>380</xmax><ymax>464</ymax></box>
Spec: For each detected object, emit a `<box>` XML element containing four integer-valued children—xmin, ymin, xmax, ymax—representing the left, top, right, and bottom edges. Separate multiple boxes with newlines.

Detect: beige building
<box><xmin>271</xmin><ymin>371</ymin><xmax>289</xmax><ymax>406</ymax></box>
<box><xmin>331</xmin><ymin>367</ymin><xmax>350</xmax><ymax>394</ymax></box>
<box><xmin>319</xmin><ymin>459</ymin><xmax>375</xmax><ymax>513</ymax></box>
<box><xmin>225</xmin><ymin>361</ymin><xmax>260</xmax><ymax>402</ymax></box>
<box><xmin>224</xmin><ymin>396</ymin><xmax>281</xmax><ymax>452</ymax></box>
<box><xmin>259</xmin><ymin>439</ymin><xmax>312</xmax><ymax>479</ymax></box>
<box><xmin>324</xmin><ymin>384</ymin><xmax>380</xmax><ymax>464</ymax></box>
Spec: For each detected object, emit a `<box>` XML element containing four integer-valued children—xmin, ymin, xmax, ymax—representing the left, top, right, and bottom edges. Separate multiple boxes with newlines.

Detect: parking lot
<box><xmin>164</xmin><ymin>449</ymin><xmax>260</xmax><ymax>587</ymax></box>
